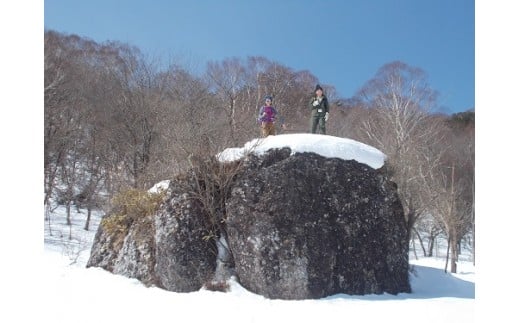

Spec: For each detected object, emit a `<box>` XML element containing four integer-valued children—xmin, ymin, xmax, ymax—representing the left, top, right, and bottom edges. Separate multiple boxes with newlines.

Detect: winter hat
<box><xmin>315</xmin><ymin>84</ymin><xmax>323</xmax><ymax>92</ymax></box>
<box><xmin>264</xmin><ymin>95</ymin><xmax>273</xmax><ymax>101</ymax></box>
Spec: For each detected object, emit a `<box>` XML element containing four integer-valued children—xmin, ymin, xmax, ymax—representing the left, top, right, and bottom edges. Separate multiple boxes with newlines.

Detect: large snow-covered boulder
<box><xmin>87</xmin><ymin>134</ymin><xmax>410</xmax><ymax>299</ymax></box>
<box><xmin>225</xmin><ymin>147</ymin><xmax>410</xmax><ymax>299</ymax></box>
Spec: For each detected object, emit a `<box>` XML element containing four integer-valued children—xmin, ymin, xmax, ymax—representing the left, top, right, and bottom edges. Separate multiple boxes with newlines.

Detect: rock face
<box><xmin>87</xmin><ymin>175</ymin><xmax>216</xmax><ymax>292</ymax></box>
<box><xmin>87</xmin><ymin>207</ymin><xmax>157</xmax><ymax>286</ymax></box>
<box><xmin>153</xmin><ymin>183</ymin><xmax>217</xmax><ymax>292</ymax></box>
<box><xmin>112</xmin><ymin>215</ymin><xmax>157</xmax><ymax>286</ymax></box>
<box><xmin>87</xmin><ymin>147</ymin><xmax>410</xmax><ymax>299</ymax></box>
<box><xmin>225</xmin><ymin>148</ymin><xmax>410</xmax><ymax>299</ymax></box>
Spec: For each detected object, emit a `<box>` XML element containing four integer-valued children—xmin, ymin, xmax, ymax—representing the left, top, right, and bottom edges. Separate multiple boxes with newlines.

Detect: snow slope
<box><xmin>36</xmin><ymin>134</ymin><xmax>476</xmax><ymax>322</ymax></box>
<box><xmin>39</xmin><ymin>205</ymin><xmax>474</xmax><ymax>323</ymax></box>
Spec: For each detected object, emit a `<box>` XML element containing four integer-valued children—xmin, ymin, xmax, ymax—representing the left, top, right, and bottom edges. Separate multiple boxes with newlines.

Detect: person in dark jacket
<box><xmin>258</xmin><ymin>95</ymin><xmax>284</xmax><ymax>137</ymax></box>
<box><xmin>309</xmin><ymin>84</ymin><xmax>329</xmax><ymax>134</ymax></box>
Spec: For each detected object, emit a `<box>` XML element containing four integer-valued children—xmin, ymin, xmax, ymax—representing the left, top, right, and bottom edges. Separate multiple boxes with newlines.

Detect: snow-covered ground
<box><xmin>39</xmin><ymin>205</ymin><xmax>474</xmax><ymax>323</ymax></box>
<box><xmin>31</xmin><ymin>134</ymin><xmax>478</xmax><ymax>322</ymax></box>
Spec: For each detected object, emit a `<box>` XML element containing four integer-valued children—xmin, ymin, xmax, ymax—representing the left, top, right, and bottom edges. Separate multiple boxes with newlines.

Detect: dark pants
<box><xmin>310</xmin><ymin>115</ymin><xmax>326</xmax><ymax>134</ymax></box>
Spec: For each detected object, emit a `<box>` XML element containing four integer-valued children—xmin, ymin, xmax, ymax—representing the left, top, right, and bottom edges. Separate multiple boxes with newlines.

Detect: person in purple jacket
<box><xmin>257</xmin><ymin>95</ymin><xmax>284</xmax><ymax>137</ymax></box>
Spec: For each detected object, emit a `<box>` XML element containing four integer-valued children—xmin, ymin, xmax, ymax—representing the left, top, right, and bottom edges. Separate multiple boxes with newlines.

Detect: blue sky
<box><xmin>44</xmin><ymin>0</ymin><xmax>474</xmax><ymax>114</ymax></box>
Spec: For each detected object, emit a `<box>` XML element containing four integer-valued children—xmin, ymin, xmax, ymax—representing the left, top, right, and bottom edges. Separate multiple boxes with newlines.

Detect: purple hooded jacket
<box><xmin>258</xmin><ymin>105</ymin><xmax>277</xmax><ymax>123</ymax></box>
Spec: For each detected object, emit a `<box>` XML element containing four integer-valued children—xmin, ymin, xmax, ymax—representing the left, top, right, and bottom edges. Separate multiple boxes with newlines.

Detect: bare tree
<box><xmin>412</xmin><ymin>213</ymin><xmax>443</xmax><ymax>258</ymax></box>
<box><xmin>400</xmin><ymin>111</ymin><xmax>474</xmax><ymax>273</ymax></box>
<box><xmin>448</xmin><ymin>111</ymin><xmax>475</xmax><ymax>264</ymax></box>
<box><xmin>206</xmin><ymin>58</ymin><xmax>248</xmax><ymax>145</ymax></box>
<box><xmin>329</xmin><ymin>98</ymin><xmax>367</xmax><ymax>139</ymax></box>
<box><xmin>45</xmin><ymin>31</ymin><xmax>174</xmax><ymax>228</ymax></box>
<box><xmin>45</xmin><ymin>31</ymin><xmax>94</xmax><ymax>231</ymax></box>
<box><xmin>160</xmin><ymin>65</ymin><xmax>226</xmax><ymax>170</ymax></box>
<box><xmin>100</xmin><ymin>43</ymin><xmax>171</xmax><ymax>189</ymax></box>
<box><xmin>44</xmin><ymin>31</ymin><xmax>75</xmax><ymax>210</ymax></box>
<box><xmin>244</xmin><ymin>56</ymin><xmax>321</xmax><ymax>135</ymax></box>
<box><xmin>204</xmin><ymin>56</ymin><xmax>324</xmax><ymax>143</ymax></box>
<box><xmin>355</xmin><ymin>61</ymin><xmax>440</xmax><ymax>241</ymax></box>
<box><xmin>429</xmin><ymin>113</ymin><xmax>474</xmax><ymax>272</ymax></box>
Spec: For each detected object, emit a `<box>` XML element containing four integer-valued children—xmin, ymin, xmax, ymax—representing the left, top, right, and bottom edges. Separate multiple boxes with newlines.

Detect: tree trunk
<box><xmin>472</xmin><ymin>224</ymin><xmax>475</xmax><ymax>266</ymax></box>
<box><xmin>427</xmin><ymin>235</ymin><xmax>435</xmax><ymax>257</ymax></box>
<box><xmin>449</xmin><ymin>164</ymin><xmax>457</xmax><ymax>273</ymax></box>
<box><xmin>413</xmin><ymin>227</ymin><xmax>427</xmax><ymax>257</ymax></box>
<box><xmin>405</xmin><ymin>210</ymin><xmax>416</xmax><ymax>245</ymax></box>
<box><xmin>46</xmin><ymin>202</ymin><xmax>53</xmax><ymax>236</ymax></box>
<box><xmin>450</xmin><ymin>229</ymin><xmax>458</xmax><ymax>273</ymax></box>
<box><xmin>411</xmin><ymin>234</ymin><xmax>418</xmax><ymax>260</ymax></box>
<box><xmin>444</xmin><ymin>235</ymin><xmax>450</xmax><ymax>273</ymax></box>
<box><xmin>84</xmin><ymin>206</ymin><xmax>91</xmax><ymax>231</ymax></box>
<box><xmin>472</xmin><ymin>182</ymin><xmax>475</xmax><ymax>266</ymax></box>
<box><xmin>229</xmin><ymin>97</ymin><xmax>237</xmax><ymax>146</ymax></box>
<box><xmin>66</xmin><ymin>200</ymin><xmax>71</xmax><ymax>226</ymax></box>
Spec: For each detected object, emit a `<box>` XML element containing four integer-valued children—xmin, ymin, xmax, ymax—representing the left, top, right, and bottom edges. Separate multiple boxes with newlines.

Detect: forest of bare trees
<box><xmin>44</xmin><ymin>30</ymin><xmax>474</xmax><ymax>272</ymax></box>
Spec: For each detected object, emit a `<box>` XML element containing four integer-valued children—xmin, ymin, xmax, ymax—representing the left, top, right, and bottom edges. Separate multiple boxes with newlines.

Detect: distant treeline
<box><xmin>44</xmin><ymin>30</ymin><xmax>474</xmax><ymax>271</ymax></box>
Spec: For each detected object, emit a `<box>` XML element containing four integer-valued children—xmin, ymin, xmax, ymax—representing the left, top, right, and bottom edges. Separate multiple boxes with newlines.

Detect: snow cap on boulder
<box><xmin>217</xmin><ymin>134</ymin><xmax>386</xmax><ymax>169</ymax></box>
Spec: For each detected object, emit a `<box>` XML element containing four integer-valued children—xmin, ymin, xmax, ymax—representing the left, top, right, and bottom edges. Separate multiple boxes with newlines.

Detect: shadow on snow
<box><xmin>324</xmin><ymin>265</ymin><xmax>474</xmax><ymax>301</ymax></box>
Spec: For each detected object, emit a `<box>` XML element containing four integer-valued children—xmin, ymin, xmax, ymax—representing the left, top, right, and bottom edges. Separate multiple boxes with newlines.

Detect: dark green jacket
<box><xmin>309</xmin><ymin>95</ymin><xmax>329</xmax><ymax>117</ymax></box>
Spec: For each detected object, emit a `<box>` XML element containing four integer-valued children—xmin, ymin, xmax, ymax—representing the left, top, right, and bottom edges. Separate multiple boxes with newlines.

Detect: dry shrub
<box><xmin>101</xmin><ymin>188</ymin><xmax>166</xmax><ymax>236</ymax></box>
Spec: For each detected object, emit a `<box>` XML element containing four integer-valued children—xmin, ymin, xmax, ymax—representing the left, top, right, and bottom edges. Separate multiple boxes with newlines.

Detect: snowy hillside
<box><xmin>41</xmin><ymin>205</ymin><xmax>474</xmax><ymax>323</ymax></box>
<box><xmin>37</xmin><ymin>134</ymin><xmax>475</xmax><ymax>322</ymax></box>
